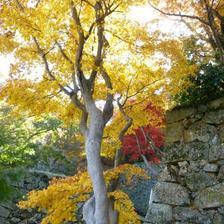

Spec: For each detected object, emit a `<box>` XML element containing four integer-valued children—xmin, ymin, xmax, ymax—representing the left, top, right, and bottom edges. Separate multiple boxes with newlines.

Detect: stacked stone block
<box><xmin>145</xmin><ymin>97</ymin><xmax>224</xmax><ymax>224</ymax></box>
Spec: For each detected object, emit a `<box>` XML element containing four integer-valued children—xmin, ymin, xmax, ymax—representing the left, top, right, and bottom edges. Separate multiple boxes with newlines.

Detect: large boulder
<box><xmin>165</xmin><ymin>142</ymin><xmax>209</xmax><ymax>162</ymax></box>
<box><xmin>144</xmin><ymin>203</ymin><xmax>172</xmax><ymax>224</ymax></box>
<box><xmin>166</xmin><ymin>108</ymin><xmax>196</xmax><ymax>124</ymax></box>
<box><xmin>183</xmin><ymin>121</ymin><xmax>217</xmax><ymax>143</ymax></box>
<box><xmin>153</xmin><ymin>182</ymin><xmax>190</xmax><ymax>206</ymax></box>
<box><xmin>173</xmin><ymin>207</ymin><xmax>211</xmax><ymax>224</ymax></box>
<box><xmin>0</xmin><ymin>206</ymin><xmax>10</xmax><ymax>218</ymax></box>
<box><xmin>209</xmin><ymin>144</ymin><xmax>224</xmax><ymax>162</ymax></box>
<box><xmin>194</xmin><ymin>183</ymin><xmax>224</xmax><ymax>208</ymax></box>
<box><xmin>0</xmin><ymin>217</ymin><xmax>10</xmax><ymax>224</ymax></box>
<box><xmin>207</xmin><ymin>97</ymin><xmax>224</xmax><ymax>110</ymax></box>
<box><xmin>203</xmin><ymin>110</ymin><xmax>224</xmax><ymax>124</ymax></box>
<box><xmin>166</xmin><ymin>122</ymin><xmax>183</xmax><ymax>144</ymax></box>
<box><xmin>185</xmin><ymin>172</ymin><xmax>218</xmax><ymax>191</ymax></box>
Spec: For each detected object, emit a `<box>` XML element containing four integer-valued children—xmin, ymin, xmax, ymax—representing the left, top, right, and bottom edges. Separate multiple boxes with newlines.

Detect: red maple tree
<box><xmin>122</xmin><ymin>103</ymin><xmax>165</xmax><ymax>163</ymax></box>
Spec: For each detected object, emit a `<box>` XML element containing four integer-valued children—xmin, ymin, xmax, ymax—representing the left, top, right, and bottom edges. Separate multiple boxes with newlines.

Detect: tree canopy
<box><xmin>0</xmin><ymin>0</ymin><xmax>195</xmax><ymax>156</ymax></box>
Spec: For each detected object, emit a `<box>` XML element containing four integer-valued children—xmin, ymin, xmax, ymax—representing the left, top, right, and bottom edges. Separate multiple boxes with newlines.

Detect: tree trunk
<box><xmin>83</xmin><ymin>110</ymin><xmax>110</xmax><ymax>224</ymax></box>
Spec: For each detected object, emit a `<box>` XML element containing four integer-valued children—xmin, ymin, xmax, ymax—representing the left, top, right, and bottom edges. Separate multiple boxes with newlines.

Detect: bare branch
<box><xmin>29</xmin><ymin>169</ymin><xmax>67</xmax><ymax>178</ymax></box>
<box><xmin>114</xmin><ymin>95</ymin><xmax>133</xmax><ymax>167</ymax></box>
<box><xmin>148</xmin><ymin>0</ymin><xmax>209</xmax><ymax>25</ymax></box>
<box><xmin>215</xmin><ymin>0</ymin><xmax>222</xmax><ymax>10</ymax></box>
<box><xmin>181</xmin><ymin>18</ymin><xmax>210</xmax><ymax>42</ymax></box>
<box><xmin>85</xmin><ymin>22</ymin><xmax>96</xmax><ymax>40</ymax></box>
<box><xmin>117</xmin><ymin>96</ymin><xmax>133</xmax><ymax>142</ymax></box>
<box><xmin>33</xmin><ymin>37</ymin><xmax>72</xmax><ymax>97</ymax></box>
<box><xmin>35</xmin><ymin>0</ymin><xmax>41</xmax><ymax>7</ymax></box>
<box><xmin>141</xmin><ymin>154</ymin><xmax>158</xmax><ymax>177</ymax></box>
<box><xmin>56</xmin><ymin>41</ymin><xmax>74</xmax><ymax>65</ymax></box>
<box><xmin>15</xmin><ymin>0</ymin><xmax>24</xmax><ymax>10</ymax></box>
<box><xmin>82</xmin><ymin>0</ymin><xmax>95</xmax><ymax>8</ymax></box>
<box><xmin>99</xmin><ymin>67</ymin><xmax>114</xmax><ymax>124</ymax></box>
<box><xmin>70</xmin><ymin>93</ymin><xmax>86</xmax><ymax>111</ymax></box>
<box><xmin>126</xmin><ymin>79</ymin><xmax>161</xmax><ymax>102</ymax></box>
<box><xmin>71</xmin><ymin>1</ymin><xmax>85</xmax><ymax>72</ymax></box>
<box><xmin>89</xmin><ymin>1</ymin><xmax>104</xmax><ymax>87</ymax></box>
<box><xmin>70</xmin><ymin>1</ymin><xmax>88</xmax><ymax>93</ymax></box>
<box><xmin>135</xmin><ymin>131</ymin><xmax>158</xmax><ymax>177</ymax></box>
<box><xmin>140</xmin><ymin>127</ymin><xmax>163</xmax><ymax>158</ymax></box>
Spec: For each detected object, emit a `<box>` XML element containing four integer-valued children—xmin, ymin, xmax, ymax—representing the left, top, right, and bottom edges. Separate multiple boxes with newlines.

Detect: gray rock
<box><xmin>38</xmin><ymin>181</ymin><xmax>47</xmax><ymax>189</ymax></box>
<box><xmin>0</xmin><ymin>217</ymin><xmax>10</xmax><ymax>224</ymax></box>
<box><xmin>203</xmin><ymin>110</ymin><xmax>224</xmax><ymax>124</ymax></box>
<box><xmin>183</xmin><ymin>114</ymin><xmax>204</xmax><ymax>128</ymax></box>
<box><xmin>178</xmin><ymin>161</ymin><xmax>189</xmax><ymax>176</ymax></box>
<box><xmin>218</xmin><ymin>165</ymin><xmax>224</xmax><ymax>180</ymax></box>
<box><xmin>194</xmin><ymin>183</ymin><xmax>224</xmax><ymax>208</ymax></box>
<box><xmin>207</xmin><ymin>97</ymin><xmax>224</xmax><ymax>110</ymax></box>
<box><xmin>186</xmin><ymin>143</ymin><xmax>210</xmax><ymax>161</ymax></box>
<box><xmin>217</xmin><ymin>160</ymin><xmax>224</xmax><ymax>165</ymax></box>
<box><xmin>145</xmin><ymin>203</ymin><xmax>172</xmax><ymax>224</ymax></box>
<box><xmin>185</xmin><ymin>172</ymin><xmax>217</xmax><ymax>191</ymax></box>
<box><xmin>198</xmin><ymin>105</ymin><xmax>208</xmax><ymax>113</ymax></box>
<box><xmin>173</xmin><ymin>207</ymin><xmax>211</xmax><ymax>223</ymax></box>
<box><xmin>11</xmin><ymin>217</ymin><xmax>21</xmax><ymax>223</ymax></box>
<box><xmin>188</xmin><ymin>161</ymin><xmax>200</xmax><ymax>172</ymax></box>
<box><xmin>212</xmin><ymin>213</ymin><xmax>224</xmax><ymax>224</ymax></box>
<box><xmin>219</xmin><ymin>125</ymin><xmax>224</xmax><ymax>143</ymax></box>
<box><xmin>209</xmin><ymin>144</ymin><xmax>224</xmax><ymax>162</ymax></box>
<box><xmin>218</xmin><ymin>206</ymin><xmax>224</xmax><ymax>214</ymax></box>
<box><xmin>25</xmin><ymin>176</ymin><xmax>38</xmax><ymax>184</ymax></box>
<box><xmin>173</xmin><ymin>207</ymin><xmax>198</xmax><ymax>221</ymax></box>
<box><xmin>27</xmin><ymin>183</ymin><xmax>38</xmax><ymax>190</ymax></box>
<box><xmin>165</xmin><ymin>142</ymin><xmax>209</xmax><ymax>162</ymax></box>
<box><xmin>166</xmin><ymin>122</ymin><xmax>183</xmax><ymax>144</ymax></box>
<box><xmin>158</xmin><ymin>166</ymin><xmax>176</xmax><ymax>182</ymax></box>
<box><xmin>183</xmin><ymin>121</ymin><xmax>217</xmax><ymax>143</ymax></box>
<box><xmin>211</xmin><ymin>134</ymin><xmax>221</xmax><ymax>145</ymax></box>
<box><xmin>203</xmin><ymin>163</ymin><xmax>219</xmax><ymax>172</ymax></box>
<box><xmin>166</xmin><ymin>108</ymin><xmax>196</xmax><ymax>124</ymax></box>
<box><xmin>153</xmin><ymin>182</ymin><xmax>190</xmax><ymax>205</ymax></box>
<box><xmin>0</xmin><ymin>206</ymin><xmax>10</xmax><ymax>218</ymax></box>
<box><xmin>0</xmin><ymin>201</ymin><xmax>15</xmax><ymax>210</ymax></box>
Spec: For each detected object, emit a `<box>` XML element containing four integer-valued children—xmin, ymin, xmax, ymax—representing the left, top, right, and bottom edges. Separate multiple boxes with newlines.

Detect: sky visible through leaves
<box><xmin>0</xmin><ymin>4</ymin><xmax>188</xmax><ymax>83</ymax></box>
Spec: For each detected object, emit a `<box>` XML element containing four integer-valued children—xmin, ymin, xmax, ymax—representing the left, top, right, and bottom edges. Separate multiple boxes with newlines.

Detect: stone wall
<box><xmin>145</xmin><ymin>97</ymin><xmax>224</xmax><ymax>224</ymax></box>
<box><xmin>0</xmin><ymin>171</ymin><xmax>50</xmax><ymax>224</ymax></box>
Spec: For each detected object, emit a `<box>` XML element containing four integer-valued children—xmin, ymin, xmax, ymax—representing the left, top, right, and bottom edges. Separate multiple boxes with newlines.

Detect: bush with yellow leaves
<box><xmin>18</xmin><ymin>164</ymin><xmax>148</xmax><ymax>224</ymax></box>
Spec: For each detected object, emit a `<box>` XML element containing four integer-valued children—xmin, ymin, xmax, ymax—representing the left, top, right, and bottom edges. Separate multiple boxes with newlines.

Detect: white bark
<box><xmin>83</xmin><ymin>109</ymin><xmax>110</xmax><ymax>224</ymax></box>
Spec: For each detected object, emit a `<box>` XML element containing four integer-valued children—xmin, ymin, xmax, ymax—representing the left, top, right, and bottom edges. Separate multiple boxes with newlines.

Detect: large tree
<box><xmin>0</xmin><ymin>0</ymin><xmax>195</xmax><ymax>223</ymax></box>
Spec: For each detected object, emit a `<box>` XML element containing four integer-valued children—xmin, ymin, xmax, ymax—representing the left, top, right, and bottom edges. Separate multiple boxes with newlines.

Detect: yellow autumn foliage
<box><xmin>18</xmin><ymin>164</ymin><xmax>148</xmax><ymax>224</ymax></box>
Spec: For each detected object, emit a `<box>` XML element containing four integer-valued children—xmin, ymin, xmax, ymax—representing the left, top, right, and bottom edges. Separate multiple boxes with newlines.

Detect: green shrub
<box><xmin>175</xmin><ymin>63</ymin><xmax>224</xmax><ymax>107</ymax></box>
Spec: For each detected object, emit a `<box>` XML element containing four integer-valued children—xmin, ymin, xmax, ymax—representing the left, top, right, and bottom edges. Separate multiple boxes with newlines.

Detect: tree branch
<box><xmin>56</xmin><ymin>41</ymin><xmax>74</xmax><ymax>66</ymax></box>
<box><xmin>148</xmin><ymin>0</ymin><xmax>209</xmax><ymax>25</ymax></box>
<box><xmin>126</xmin><ymin>79</ymin><xmax>161</xmax><ymax>101</ymax></box>
<box><xmin>100</xmin><ymin>67</ymin><xmax>114</xmax><ymax>124</ymax></box>
<box><xmin>28</xmin><ymin>169</ymin><xmax>67</xmax><ymax>178</ymax></box>
<box><xmin>33</xmin><ymin>37</ymin><xmax>72</xmax><ymax>97</ymax></box>
<box><xmin>70</xmin><ymin>0</ymin><xmax>87</xmax><ymax>91</ymax></box>
<box><xmin>89</xmin><ymin>1</ymin><xmax>104</xmax><ymax>89</ymax></box>
<box><xmin>135</xmin><ymin>132</ymin><xmax>158</xmax><ymax>177</ymax></box>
